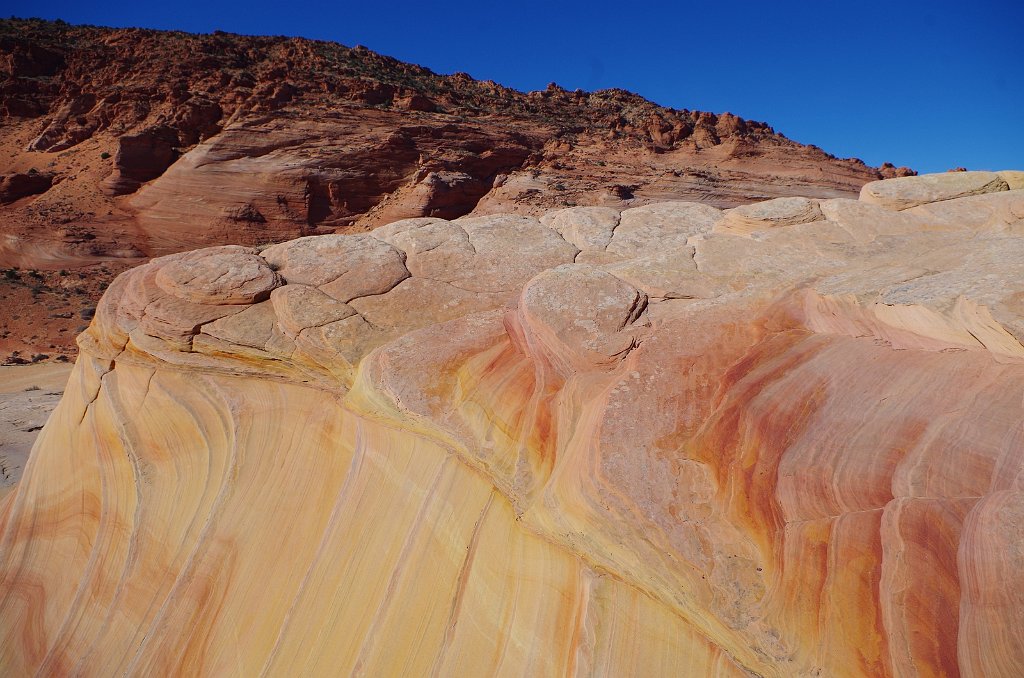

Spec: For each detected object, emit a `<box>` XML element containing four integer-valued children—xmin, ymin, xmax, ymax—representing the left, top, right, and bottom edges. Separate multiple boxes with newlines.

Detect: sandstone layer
<box><xmin>1</xmin><ymin>17</ymin><xmax>909</xmax><ymax>263</ymax></box>
<box><xmin>2</xmin><ymin>171</ymin><xmax>1022</xmax><ymax>676</ymax></box>
<box><xmin>0</xmin><ymin>18</ymin><xmax>917</xmax><ymax>362</ymax></box>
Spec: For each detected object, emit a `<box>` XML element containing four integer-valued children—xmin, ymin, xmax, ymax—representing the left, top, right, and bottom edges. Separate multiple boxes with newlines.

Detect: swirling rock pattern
<box><xmin>2</xmin><ymin>172</ymin><xmax>1024</xmax><ymax>676</ymax></box>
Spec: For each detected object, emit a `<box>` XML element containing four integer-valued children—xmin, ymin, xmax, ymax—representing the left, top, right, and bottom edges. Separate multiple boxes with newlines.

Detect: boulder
<box><xmin>860</xmin><ymin>170</ymin><xmax>1009</xmax><ymax>210</ymax></box>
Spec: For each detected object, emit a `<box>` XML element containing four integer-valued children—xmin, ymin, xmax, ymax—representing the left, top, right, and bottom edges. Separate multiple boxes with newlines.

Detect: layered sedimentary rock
<box><xmin>2</xmin><ymin>171</ymin><xmax>1023</xmax><ymax>676</ymax></box>
<box><xmin>1</xmin><ymin>18</ymin><xmax>915</xmax><ymax>361</ymax></box>
<box><xmin>1</xmin><ymin>17</ymin><xmax>909</xmax><ymax>263</ymax></box>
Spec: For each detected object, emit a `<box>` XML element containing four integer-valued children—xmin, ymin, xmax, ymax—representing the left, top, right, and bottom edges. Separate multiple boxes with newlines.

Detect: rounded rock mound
<box><xmin>859</xmin><ymin>170</ymin><xmax>1009</xmax><ymax>210</ymax></box>
<box><xmin>718</xmin><ymin>196</ymin><xmax>823</xmax><ymax>236</ymax></box>
<box><xmin>155</xmin><ymin>247</ymin><xmax>282</xmax><ymax>305</ymax></box>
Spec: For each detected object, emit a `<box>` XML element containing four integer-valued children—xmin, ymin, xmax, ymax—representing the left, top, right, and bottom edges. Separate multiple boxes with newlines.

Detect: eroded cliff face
<box><xmin>1</xmin><ymin>18</ymin><xmax>909</xmax><ymax>266</ymax></box>
<box><xmin>1</xmin><ymin>18</ymin><xmax>916</xmax><ymax>362</ymax></box>
<box><xmin>2</xmin><ymin>171</ymin><xmax>1023</xmax><ymax>676</ymax></box>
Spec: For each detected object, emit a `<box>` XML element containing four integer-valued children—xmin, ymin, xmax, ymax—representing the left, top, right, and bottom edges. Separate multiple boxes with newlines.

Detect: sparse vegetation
<box><xmin>0</xmin><ymin>16</ymin><xmax>793</xmax><ymax>158</ymax></box>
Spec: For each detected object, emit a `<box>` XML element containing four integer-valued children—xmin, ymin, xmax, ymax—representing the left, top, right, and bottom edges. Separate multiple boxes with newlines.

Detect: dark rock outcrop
<box><xmin>0</xmin><ymin>170</ymin><xmax>55</xmax><ymax>203</ymax></box>
<box><xmin>100</xmin><ymin>126</ymin><xmax>180</xmax><ymax>195</ymax></box>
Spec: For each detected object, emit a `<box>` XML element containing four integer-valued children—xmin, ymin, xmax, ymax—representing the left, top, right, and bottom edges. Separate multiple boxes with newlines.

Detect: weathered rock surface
<box><xmin>861</xmin><ymin>170</ymin><xmax>1010</xmax><ymax>210</ymax></box>
<box><xmin>99</xmin><ymin>126</ymin><xmax>180</xmax><ymax>196</ymax></box>
<box><xmin>2</xmin><ymin>172</ymin><xmax>1022</xmax><ymax>676</ymax></box>
<box><xmin>0</xmin><ymin>17</ymin><xmax>918</xmax><ymax>361</ymax></box>
<box><xmin>1</xmin><ymin>17</ymin><xmax>908</xmax><ymax>261</ymax></box>
<box><xmin>716</xmin><ymin>196</ymin><xmax>822</xmax><ymax>236</ymax></box>
<box><xmin>0</xmin><ymin>170</ymin><xmax>55</xmax><ymax>204</ymax></box>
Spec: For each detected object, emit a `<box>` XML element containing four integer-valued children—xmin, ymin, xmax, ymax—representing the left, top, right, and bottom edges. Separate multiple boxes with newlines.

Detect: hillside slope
<box><xmin>0</xmin><ymin>18</ymin><xmax>913</xmax><ymax>361</ymax></box>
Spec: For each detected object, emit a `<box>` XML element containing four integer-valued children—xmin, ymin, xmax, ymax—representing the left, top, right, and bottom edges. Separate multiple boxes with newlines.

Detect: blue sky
<box><xmin>9</xmin><ymin>1</ymin><xmax>1023</xmax><ymax>173</ymax></box>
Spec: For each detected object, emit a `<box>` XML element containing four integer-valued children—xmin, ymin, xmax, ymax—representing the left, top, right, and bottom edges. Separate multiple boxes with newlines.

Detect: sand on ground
<box><xmin>0</xmin><ymin>362</ymin><xmax>73</xmax><ymax>499</ymax></box>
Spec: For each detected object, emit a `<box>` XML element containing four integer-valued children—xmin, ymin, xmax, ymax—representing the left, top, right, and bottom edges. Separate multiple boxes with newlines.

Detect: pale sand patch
<box><xmin>0</xmin><ymin>362</ymin><xmax>72</xmax><ymax>498</ymax></box>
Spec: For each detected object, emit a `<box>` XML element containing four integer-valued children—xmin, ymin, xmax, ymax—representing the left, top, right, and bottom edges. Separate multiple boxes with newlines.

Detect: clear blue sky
<box><xmin>9</xmin><ymin>0</ymin><xmax>1023</xmax><ymax>173</ymax></box>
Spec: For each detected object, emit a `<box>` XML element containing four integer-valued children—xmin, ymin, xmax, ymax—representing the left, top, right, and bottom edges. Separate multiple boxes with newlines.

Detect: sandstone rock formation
<box><xmin>0</xmin><ymin>17</ymin><xmax>910</xmax><ymax>261</ymax></box>
<box><xmin>860</xmin><ymin>170</ymin><xmax>1014</xmax><ymax>210</ymax></box>
<box><xmin>0</xmin><ymin>170</ymin><xmax>56</xmax><ymax>204</ymax></box>
<box><xmin>1</xmin><ymin>171</ymin><xmax>1022</xmax><ymax>676</ymax></box>
<box><xmin>0</xmin><ymin>18</ymin><xmax>916</xmax><ymax>361</ymax></box>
